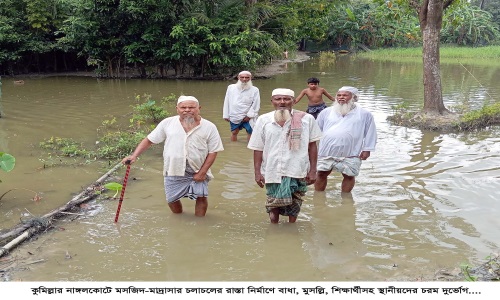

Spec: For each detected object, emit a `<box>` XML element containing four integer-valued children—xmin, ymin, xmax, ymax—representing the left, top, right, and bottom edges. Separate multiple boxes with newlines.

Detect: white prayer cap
<box><xmin>338</xmin><ymin>86</ymin><xmax>360</xmax><ymax>101</ymax></box>
<box><xmin>238</xmin><ymin>70</ymin><xmax>252</xmax><ymax>76</ymax></box>
<box><xmin>177</xmin><ymin>95</ymin><xmax>199</xmax><ymax>104</ymax></box>
<box><xmin>272</xmin><ymin>88</ymin><xmax>295</xmax><ymax>97</ymax></box>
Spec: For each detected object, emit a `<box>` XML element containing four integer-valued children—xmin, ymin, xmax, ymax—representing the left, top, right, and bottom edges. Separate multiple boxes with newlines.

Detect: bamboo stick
<box><xmin>0</xmin><ymin>162</ymin><xmax>124</xmax><ymax>258</ymax></box>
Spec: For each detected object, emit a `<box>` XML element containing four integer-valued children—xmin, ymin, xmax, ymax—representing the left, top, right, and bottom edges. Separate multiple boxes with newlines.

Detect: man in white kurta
<box><xmin>315</xmin><ymin>86</ymin><xmax>377</xmax><ymax>193</ymax></box>
<box><xmin>248</xmin><ymin>88</ymin><xmax>322</xmax><ymax>223</ymax></box>
<box><xmin>122</xmin><ymin>96</ymin><xmax>224</xmax><ymax>217</ymax></box>
<box><xmin>223</xmin><ymin>70</ymin><xmax>260</xmax><ymax>142</ymax></box>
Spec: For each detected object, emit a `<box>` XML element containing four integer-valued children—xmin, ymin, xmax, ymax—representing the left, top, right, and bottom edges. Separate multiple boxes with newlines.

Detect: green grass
<box><xmin>357</xmin><ymin>45</ymin><xmax>500</xmax><ymax>60</ymax></box>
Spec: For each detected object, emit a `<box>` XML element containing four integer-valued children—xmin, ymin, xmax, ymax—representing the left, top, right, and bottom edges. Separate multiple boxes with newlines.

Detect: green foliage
<box><xmin>459</xmin><ymin>254</ymin><xmax>500</xmax><ymax>281</ymax></box>
<box><xmin>442</xmin><ymin>2</ymin><xmax>500</xmax><ymax>45</ymax></box>
<box><xmin>103</xmin><ymin>182</ymin><xmax>123</xmax><ymax>198</ymax></box>
<box><xmin>95</xmin><ymin>130</ymin><xmax>146</xmax><ymax>160</ymax></box>
<box><xmin>130</xmin><ymin>93</ymin><xmax>173</xmax><ymax>125</ymax></box>
<box><xmin>39</xmin><ymin>136</ymin><xmax>91</xmax><ymax>157</ymax></box>
<box><xmin>456</xmin><ymin>102</ymin><xmax>500</xmax><ymax>130</ymax></box>
<box><xmin>0</xmin><ymin>152</ymin><xmax>16</xmax><ymax>181</ymax></box>
<box><xmin>460</xmin><ymin>263</ymin><xmax>477</xmax><ymax>281</ymax></box>
<box><xmin>2</xmin><ymin>0</ymin><xmax>499</xmax><ymax>76</ymax></box>
<box><xmin>357</xmin><ymin>45</ymin><xmax>500</xmax><ymax>60</ymax></box>
<box><xmin>39</xmin><ymin>92</ymin><xmax>173</xmax><ymax>164</ymax></box>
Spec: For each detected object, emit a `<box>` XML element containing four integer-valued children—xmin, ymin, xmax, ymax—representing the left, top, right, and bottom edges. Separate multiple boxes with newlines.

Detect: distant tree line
<box><xmin>0</xmin><ymin>0</ymin><xmax>498</xmax><ymax>78</ymax></box>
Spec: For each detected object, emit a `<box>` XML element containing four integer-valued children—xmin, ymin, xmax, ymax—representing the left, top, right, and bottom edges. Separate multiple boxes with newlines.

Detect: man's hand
<box><xmin>224</xmin><ymin>118</ymin><xmax>230</xmax><ymax>122</ymax></box>
<box><xmin>305</xmin><ymin>170</ymin><xmax>317</xmax><ymax>185</ymax></box>
<box><xmin>255</xmin><ymin>173</ymin><xmax>265</xmax><ymax>188</ymax></box>
<box><xmin>193</xmin><ymin>171</ymin><xmax>207</xmax><ymax>182</ymax></box>
<box><xmin>242</xmin><ymin>116</ymin><xmax>251</xmax><ymax>122</ymax></box>
<box><xmin>359</xmin><ymin>151</ymin><xmax>371</xmax><ymax>160</ymax></box>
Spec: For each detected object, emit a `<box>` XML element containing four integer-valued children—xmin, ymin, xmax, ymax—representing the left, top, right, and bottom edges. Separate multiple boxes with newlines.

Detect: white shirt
<box><xmin>222</xmin><ymin>84</ymin><xmax>260</xmax><ymax>124</ymax></box>
<box><xmin>247</xmin><ymin>110</ymin><xmax>322</xmax><ymax>183</ymax></box>
<box><xmin>147</xmin><ymin>116</ymin><xmax>224</xmax><ymax>179</ymax></box>
<box><xmin>316</xmin><ymin>105</ymin><xmax>377</xmax><ymax>158</ymax></box>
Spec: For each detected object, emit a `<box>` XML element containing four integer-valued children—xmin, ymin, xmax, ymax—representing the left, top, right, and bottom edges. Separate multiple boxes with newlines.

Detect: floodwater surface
<box><xmin>0</xmin><ymin>54</ymin><xmax>499</xmax><ymax>281</ymax></box>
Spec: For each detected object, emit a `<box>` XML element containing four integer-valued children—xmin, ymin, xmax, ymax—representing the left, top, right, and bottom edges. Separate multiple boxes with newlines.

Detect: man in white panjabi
<box><xmin>122</xmin><ymin>96</ymin><xmax>224</xmax><ymax>217</ymax></box>
<box><xmin>314</xmin><ymin>86</ymin><xmax>377</xmax><ymax>193</ymax></box>
<box><xmin>223</xmin><ymin>70</ymin><xmax>261</xmax><ymax>142</ymax></box>
<box><xmin>248</xmin><ymin>88</ymin><xmax>322</xmax><ymax>224</ymax></box>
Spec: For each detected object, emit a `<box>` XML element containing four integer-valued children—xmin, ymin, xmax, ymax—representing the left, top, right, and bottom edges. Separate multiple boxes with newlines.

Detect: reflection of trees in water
<box><xmin>318</xmin><ymin>52</ymin><xmax>337</xmax><ymax>70</ymax></box>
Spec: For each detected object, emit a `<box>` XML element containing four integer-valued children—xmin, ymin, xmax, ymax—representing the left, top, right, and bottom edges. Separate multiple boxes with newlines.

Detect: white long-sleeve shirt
<box><xmin>147</xmin><ymin>116</ymin><xmax>224</xmax><ymax>179</ymax></box>
<box><xmin>316</xmin><ymin>105</ymin><xmax>377</xmax><ymax>158</ymax></box>
<box><xmin>222</xmin><ymin>84</ymin><xmax>260</xmax><ymax>124</ymax></box>
<box><xmin>247</xmin><ymin>110</ymin><xmax>322</xmax><ymax>183</ymax></box>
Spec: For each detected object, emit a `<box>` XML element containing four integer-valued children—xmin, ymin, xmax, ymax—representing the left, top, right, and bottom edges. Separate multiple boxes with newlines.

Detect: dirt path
<box><xmin>253</xmin><ymin>51</ymin><xmax>311</xmax><ymax>78</ymax></box>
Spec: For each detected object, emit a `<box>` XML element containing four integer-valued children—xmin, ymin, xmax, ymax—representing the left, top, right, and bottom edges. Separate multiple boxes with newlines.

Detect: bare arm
<box><xmin>293</xmin><ymin>89</ymin><xmax>307</xmax><ymax>104</ymax></box>
<box><xmin>122</xmin><ymin>138</ymin><xmax>154</xmax><ymax>165</ymax></box>
<box><xmin>193</xmin><ymin>152</ymin><xmax>218</xmax><ymax>181</ymax></box>
<box><xmin>253</xmin><ymin>150</ymin><xmax>265</xmax><ymax>188</ymax></box>
<box><xmin>306</xmin><ymin>141</ymin><xmax>318</xmax><ymax>185</ymax></box>
<box><xmin>323</xmin><ymin>89</ymin><xmax>335</xmax><ymax>101</ymax></box>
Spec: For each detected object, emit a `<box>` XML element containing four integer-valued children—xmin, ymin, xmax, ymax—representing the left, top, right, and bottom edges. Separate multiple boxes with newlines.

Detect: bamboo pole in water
<box><xmin>0</xmin><ymin>161</ymin><xmax>124</xmax><ymax>258</ymax></box>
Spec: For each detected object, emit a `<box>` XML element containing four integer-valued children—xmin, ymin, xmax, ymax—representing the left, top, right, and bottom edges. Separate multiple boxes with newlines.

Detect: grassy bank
<box><xmin>356</xmin><ymin>46</ymin><xmax>500</xmax><ymax>66</ymax></box>
<box><xmin>357</xmin><ymin>45</ymin><xmax>500</xmax><ymax>59</ymax></box>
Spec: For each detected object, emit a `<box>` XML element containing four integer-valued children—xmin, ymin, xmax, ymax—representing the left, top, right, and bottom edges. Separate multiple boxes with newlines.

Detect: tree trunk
<box><xmin>420</xmin><ymin>0</ymin><xmax>449</xmax><ymax>114</ymax></box>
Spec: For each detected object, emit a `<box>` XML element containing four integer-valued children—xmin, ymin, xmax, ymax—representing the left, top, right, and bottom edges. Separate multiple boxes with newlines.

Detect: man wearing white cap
<box><xmin>315</xmin><ymin>86</ymin><xmax>377</xmax><ymax>193</ymax></box>
<box><xmin>248</xmin><ymin>88</ymin><xmax>322</xmax><ymax>223</ymax></box>
<box><xmin>223</xmin><ymin>70</ymin><xmax>261</xmax><ymax>142</ymax></box>
<box><xmin>122</xmin><ymin>95</ymin><xmax>224</xmax><ymax>217</ymax></box>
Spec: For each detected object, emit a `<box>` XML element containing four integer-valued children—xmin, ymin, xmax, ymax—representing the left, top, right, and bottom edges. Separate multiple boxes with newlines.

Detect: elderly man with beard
<box><xmin>223</xmin><ymin>70</ymin><xmax>261</xmax><ymax>142</ymax></box>
<box><xmin>248</xmin><ymin>88</ymin><xmax>322</xmax><ymax>223</ymax></box>
<box><xmin>122</xmin><ymin>95</ymin><xmax>224</xmax><ymax>217</ymax></box>
<box><xmin>314</xmin><ymin>86</ymin><xmax>377</xmax><ymax>193</ymax></box>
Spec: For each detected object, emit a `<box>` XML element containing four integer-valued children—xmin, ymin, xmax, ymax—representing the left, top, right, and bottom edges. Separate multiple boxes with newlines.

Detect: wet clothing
<box><xmin>316</xmin><ymin>105</ymin><xmax>376</xmax><ymax>160</ymax></box>
<box><xmin>307</xmin><ymin>102</ymin><xmax>327</xmax><ymax>119</ymax></box>
<box><xmin>230</xmin><ymin>120</ymin><xmax>253</xmax><ymax>134</ymax></box>
<box><xmin>265</xmin><ymin>177</ymin><xmax>308</xmax><ymax>217</ymax></box>
<box><xmin>317</xmin><ymin>156</ymin><xmax>362</xmax><ymax>177</ymax></box>
<box><xmin>164</xmin><ymin>163</ymin><xmax>209</xmax><ymax>203</ymax></box>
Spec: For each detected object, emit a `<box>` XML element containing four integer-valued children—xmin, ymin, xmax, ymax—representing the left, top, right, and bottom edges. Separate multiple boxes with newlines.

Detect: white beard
<box><xmin>181</xmin><ymin>116</ymin><xmax>197</xmax><ymax>131</ymax></box>
<box><xmin>235</xmin><ymin>80</ymin><xmax>253</xmax><ymax>91</ymax></box>
<box><xmin>333</xmin><ymin>100</ymin><xmax>355</xmax><ymax>116</ymax></box>
<box><xmin>274</xmin><ymin>109</ymin><xmax>292</xmax><ymax>123</ymax></box>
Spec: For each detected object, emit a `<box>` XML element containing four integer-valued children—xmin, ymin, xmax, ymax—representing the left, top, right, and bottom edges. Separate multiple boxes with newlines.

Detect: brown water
<box><xmin>0</xmin><ymin>55</ymin><xmax>499</xmax><ymax>281</ymax></box>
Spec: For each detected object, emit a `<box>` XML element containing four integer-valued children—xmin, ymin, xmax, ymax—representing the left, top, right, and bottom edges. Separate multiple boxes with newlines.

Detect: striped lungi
<box><xmin>265</xmin><ymin>177</ymin><xmax>308</xmax><ymax>217</ymax></box>
<box><xmin>164</xmin><ymin>163</ymin><xmax>209</xmax><ymax>203</ymax></box>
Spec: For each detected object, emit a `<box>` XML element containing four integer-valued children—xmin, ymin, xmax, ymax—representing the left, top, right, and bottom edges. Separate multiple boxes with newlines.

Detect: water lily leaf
<box><xmin>0</xmin><ymin>152</ymin><xmax>16</xmax><ymax>172</ymax></box>
<box><xmin>104</xmin><ymin>182</ymin><xmax>123</xmax><ymax>191</ymax></box>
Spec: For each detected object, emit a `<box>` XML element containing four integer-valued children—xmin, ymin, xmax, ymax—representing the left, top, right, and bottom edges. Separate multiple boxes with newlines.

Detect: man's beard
<box><xmin>333</xmin><ymin>100</ymin><xmax>355</xmax><ymax>116</ymax></box>
<box><xmin>235</xmin><ymin>80</ymin><xmax>253</xmax><ymax>90</ymax></box>
<box><xmin>274</xmin><ymin>109</ymin><xmax>292</xmax><ymax>123</ymax></box>
<box><xmin>181</xmin><ymin>116</ymin><xmax>197</xmax><ymax>130</ymax></box>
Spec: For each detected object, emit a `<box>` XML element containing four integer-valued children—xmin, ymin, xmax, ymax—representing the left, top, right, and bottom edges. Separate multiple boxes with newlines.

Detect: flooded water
<box><xmin>0</xmin><ymin>54</ymin><xmax>499</xmax><ymax>282</ymax></box>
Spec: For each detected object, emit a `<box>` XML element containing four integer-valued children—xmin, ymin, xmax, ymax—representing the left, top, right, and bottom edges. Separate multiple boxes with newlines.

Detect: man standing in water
<box><xmin>248</xmin><ymin>88</ymin><xmax>322</xmax><ymax>223</ymax></box>
<box><xmin>314</xmin><ymin>86</ymin><xmax>377</xmax><ymax>193</ymax></box>
<box><xmin>223</xmin><ymin>70</ymin><xmax>261</xmax><ymax>142</ymax></box>
<box><xmin>122</xmin><ymin>95</ymin><xmax>224</xmax><ymax>216</ymax></box>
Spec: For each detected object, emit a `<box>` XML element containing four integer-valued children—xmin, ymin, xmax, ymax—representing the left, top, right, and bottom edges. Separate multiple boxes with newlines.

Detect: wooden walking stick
<box><xmin>114</xmin><ymin>161</ymin><xmax>131</xmax><ymax>223</ymax></box>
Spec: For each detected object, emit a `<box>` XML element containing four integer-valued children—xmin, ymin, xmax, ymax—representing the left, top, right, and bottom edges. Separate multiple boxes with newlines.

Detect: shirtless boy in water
<box><xmin>294</xmin><ymin>77</ymin><xmax>334</xmax><ymax>119</ymax></box>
